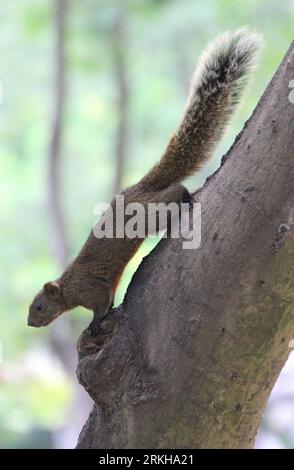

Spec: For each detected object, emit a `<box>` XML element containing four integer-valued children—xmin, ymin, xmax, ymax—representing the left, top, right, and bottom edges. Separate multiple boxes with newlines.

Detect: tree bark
<box><xmin>76</xmin><ymin>43</ymin><xmax>294</xmax><ymax>449</ymax></box>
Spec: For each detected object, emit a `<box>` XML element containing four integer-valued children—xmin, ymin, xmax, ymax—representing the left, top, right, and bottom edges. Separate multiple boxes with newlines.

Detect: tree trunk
<box><xmin>47</xmin><ymin>0</ymin><xmax>92</xmax><ymax>447</ymax></box>
<box><xmin>112</xmin><ymin>12</ymin><xmax>129</xmax><ymax>195</ymax></box>
<box><xmin>48</xmin><ymin>0</ymin><xmax>69</xmax><ymax>270</ymax></box>
<box><xmin>76</xmin><ymin>43</ymin><xmax>294</xmax><ymax>449</ymax></box>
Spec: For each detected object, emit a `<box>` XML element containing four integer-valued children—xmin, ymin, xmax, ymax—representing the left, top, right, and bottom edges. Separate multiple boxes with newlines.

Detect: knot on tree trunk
<box><xmin>77</xmin><ymin>306</ymin><xmax>162</xmax><ymax>411</ymax></box>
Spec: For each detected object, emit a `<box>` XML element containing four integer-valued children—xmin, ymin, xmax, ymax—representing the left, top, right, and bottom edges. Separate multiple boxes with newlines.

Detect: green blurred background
<box><xmin>0</xmin><ymin>0</ymin><xmax>293</xmax><ymax>448</ymax></box>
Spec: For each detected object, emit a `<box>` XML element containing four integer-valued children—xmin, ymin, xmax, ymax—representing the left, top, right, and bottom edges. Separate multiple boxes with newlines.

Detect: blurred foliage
<box><xmin>0</xmin><ymin>0</ymin><xmax>293</xmax><ymax>448</ymax></box>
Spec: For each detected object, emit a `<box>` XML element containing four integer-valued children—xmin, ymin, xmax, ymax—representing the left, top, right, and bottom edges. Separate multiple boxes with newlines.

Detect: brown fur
<box><xmin>28</xmin><ymin>28</ymin><xmax>261</xmax><ymax>335</ymax></box>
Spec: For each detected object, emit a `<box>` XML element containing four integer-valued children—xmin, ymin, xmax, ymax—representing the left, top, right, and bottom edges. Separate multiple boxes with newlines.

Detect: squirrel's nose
<box><xmin>27</xmin><ymin>316</ymin><xmax>38</xmax><ymax>327</ymax></box>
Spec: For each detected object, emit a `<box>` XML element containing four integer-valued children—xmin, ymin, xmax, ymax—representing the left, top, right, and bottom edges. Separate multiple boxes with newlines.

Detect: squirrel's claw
<box><xmin>88</xmin><ymin>318</ymin><xmax>100</xmax><ymax>337</ymax></box>
<box><xmin>182</xmin><ymin>188</ymin><xmax>194</xmax><ymax>210</ymax></box>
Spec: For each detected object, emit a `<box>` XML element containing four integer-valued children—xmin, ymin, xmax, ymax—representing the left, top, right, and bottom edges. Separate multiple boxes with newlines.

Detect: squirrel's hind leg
<box><xmin>181</xmin><ymin>186</ymin><xmax>194</xmax><ymax>209</ymax></box>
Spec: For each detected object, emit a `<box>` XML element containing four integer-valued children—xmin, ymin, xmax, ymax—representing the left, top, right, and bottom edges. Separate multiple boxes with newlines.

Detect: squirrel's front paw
<box><xmin>88</xmin><ymin>318</ymin><xmax>100</xmax><ymax>337</ymax></box>
<box><xmin>77</xmin><ymin>329</ymin><xmax>105</xmax><ymax>359</ymax></box>
<box><xmin>78</xmin><ymin>318</ymin><xmax>118</xmax><ymax>359</ymax></box>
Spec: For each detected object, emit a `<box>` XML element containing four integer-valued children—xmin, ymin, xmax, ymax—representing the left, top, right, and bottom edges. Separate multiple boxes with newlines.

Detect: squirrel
<box><xmin>28</xmin><ymin>28</ymin><xmax>261</xmax><ymax>336</ymax></box>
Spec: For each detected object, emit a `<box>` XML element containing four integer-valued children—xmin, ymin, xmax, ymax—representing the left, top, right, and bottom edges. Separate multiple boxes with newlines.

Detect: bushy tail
<box><xmin>141</xmin><ymin>27</ymin><xmax>262</xmax><ymax>190</ymax></box>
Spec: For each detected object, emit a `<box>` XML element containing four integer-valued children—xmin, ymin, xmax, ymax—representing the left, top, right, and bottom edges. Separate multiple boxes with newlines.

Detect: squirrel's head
<box><xmin>28</xmin><ymin>281</ymin><xmax>65</xmax><ymax>327</ymax></box>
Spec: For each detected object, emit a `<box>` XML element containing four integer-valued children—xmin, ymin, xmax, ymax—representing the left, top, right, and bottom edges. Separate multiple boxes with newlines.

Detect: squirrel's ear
<box><xmin>44</xmin><ymin>281</ymin><xmax>60</xmax><ymax>296</ymax></box>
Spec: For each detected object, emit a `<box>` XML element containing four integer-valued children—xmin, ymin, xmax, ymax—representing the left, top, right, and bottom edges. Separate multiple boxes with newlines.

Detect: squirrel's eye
<box><xmin>35</xmin><ymin>302</ymin><xmax>43</xmax><ymax>312</ymax></box>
